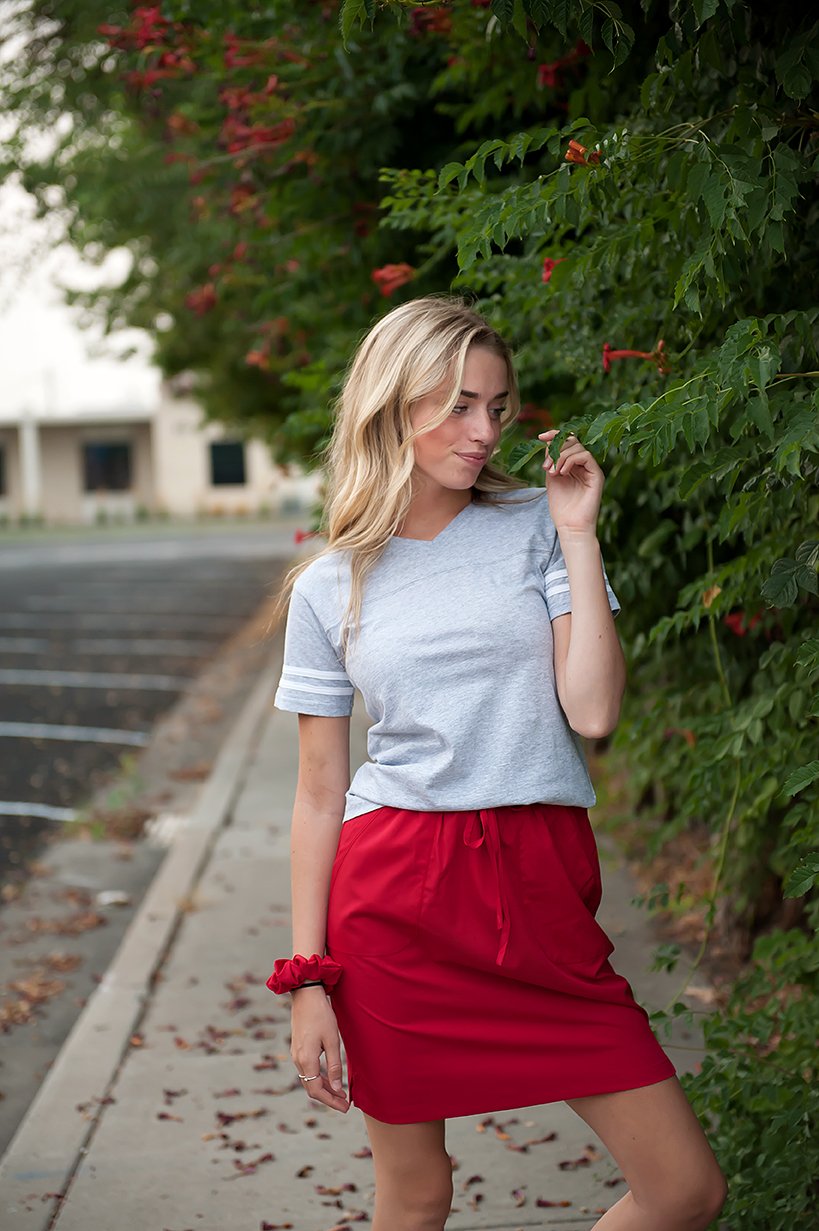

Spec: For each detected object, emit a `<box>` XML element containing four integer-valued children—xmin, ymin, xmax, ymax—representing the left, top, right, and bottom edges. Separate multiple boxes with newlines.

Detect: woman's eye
<box><xmin>451</xmin><ymin>405</ymin><xmax>468</xmax><ymax>414</ymax></box>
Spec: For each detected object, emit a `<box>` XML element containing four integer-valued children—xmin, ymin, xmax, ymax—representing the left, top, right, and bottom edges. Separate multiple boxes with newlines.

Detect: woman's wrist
<box><xmin>555</xmin><ymin>525</ymin><xmax>599</xmax><ymax>548</ymax></box>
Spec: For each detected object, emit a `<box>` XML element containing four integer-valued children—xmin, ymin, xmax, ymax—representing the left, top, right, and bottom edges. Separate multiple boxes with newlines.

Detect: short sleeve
<box><xmin>274</xmin><ymin>586</ymin><xmax>354</xmax><ymax>717</ymax></box>
<box><xmin>541</xmin><ymin>534</ymin><xmax>621</xmax><ymax>621</ymax></box>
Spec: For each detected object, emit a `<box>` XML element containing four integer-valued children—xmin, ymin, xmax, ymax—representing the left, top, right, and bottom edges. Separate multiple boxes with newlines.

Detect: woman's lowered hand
<box><xmin>290</xmin><ymin>987</ymin><xmax>350</xmax><ymax>1113</ymax></box>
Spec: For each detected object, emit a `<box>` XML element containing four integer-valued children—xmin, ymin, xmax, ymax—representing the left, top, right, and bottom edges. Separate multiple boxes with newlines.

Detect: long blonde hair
<box><xmin>272</xmin><ymin>295</ymin><xmax>535</xmax><ymax>656</ymax></box>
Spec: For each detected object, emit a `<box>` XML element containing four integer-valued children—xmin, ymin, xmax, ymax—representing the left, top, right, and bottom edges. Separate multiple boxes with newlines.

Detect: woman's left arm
<box><xmin>539</xmin><ymin>430</ymin><xmax>627</xmax><ymax>740</ymax></box>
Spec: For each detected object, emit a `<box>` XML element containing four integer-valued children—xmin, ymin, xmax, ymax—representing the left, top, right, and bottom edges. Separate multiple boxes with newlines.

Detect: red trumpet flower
<box><xmin>602</xmin><ymin>339</ymin><xmax>671</xmax><ymax>376</ymax></box>
<box><xmin>542</xmin><ymin>257</ymin><xmax>566</xmax><ymax>283</ymax></box>
<box><xmin>371</xmin><ymin>263</ymin><xmax>416</xmax><ymax>297</ymax></box>
<box><xmin>565</xmin><ymin>139</ymin><xmax>601</xmax><ymax>166</ymax></box>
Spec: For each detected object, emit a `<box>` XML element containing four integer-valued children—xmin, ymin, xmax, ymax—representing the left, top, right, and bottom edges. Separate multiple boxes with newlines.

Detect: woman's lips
<box><xmin>456</xmin><ymin>452</ymin><xmax>488</xmax><ymax>465</ymax></box>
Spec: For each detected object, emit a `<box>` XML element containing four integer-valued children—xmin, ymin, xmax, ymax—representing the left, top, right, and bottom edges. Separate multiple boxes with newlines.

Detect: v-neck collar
<box><xmin>389</xmin><ymin>498</ymin><xmax>476</xmax><ymax>547</ymax></box>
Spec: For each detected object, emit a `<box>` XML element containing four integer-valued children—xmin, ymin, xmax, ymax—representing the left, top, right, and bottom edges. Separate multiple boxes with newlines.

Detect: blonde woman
<box><xmin>266</xmin><ymin>296</ymin><xmax>726</xmax><ymax>1231</ymax></box>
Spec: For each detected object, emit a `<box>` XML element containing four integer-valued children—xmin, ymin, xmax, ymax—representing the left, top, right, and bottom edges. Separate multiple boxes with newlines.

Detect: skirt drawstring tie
<box><xmin>463</xmin><ymin>808</ymin><xmax>511</xmax><ymax>966</ymax></box>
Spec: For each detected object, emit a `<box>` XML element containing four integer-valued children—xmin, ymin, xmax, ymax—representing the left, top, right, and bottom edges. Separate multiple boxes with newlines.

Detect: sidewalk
<box><xmin>0</xmin><ymin>627</ymin><xmax>708</xmax><ymax>1231</ymax></box>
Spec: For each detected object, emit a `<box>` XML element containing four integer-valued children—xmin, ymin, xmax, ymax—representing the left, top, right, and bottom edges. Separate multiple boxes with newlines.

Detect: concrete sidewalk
<box><xmin>0</xmin><ymin>627</ymin><xmax>708</xmax><ymax>1231</ymax></box>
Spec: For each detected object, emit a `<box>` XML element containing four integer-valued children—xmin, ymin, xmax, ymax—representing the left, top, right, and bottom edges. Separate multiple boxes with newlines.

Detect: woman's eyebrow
<box><xmin>459</xmin><ymin>389</ymin><xmax>509</xmax><ymax>399</ymax></box>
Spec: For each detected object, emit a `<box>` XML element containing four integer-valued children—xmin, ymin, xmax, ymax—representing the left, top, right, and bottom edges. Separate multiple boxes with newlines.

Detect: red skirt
<box><xmin>325</xmin><ymin>802</ymin><xmax>676</xmax><ymax>1124</ymax></box>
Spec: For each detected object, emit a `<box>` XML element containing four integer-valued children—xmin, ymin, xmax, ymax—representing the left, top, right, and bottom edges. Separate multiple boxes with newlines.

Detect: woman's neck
<box><xmin>394</xmin><ymin>488</ymin><xmax>473</xmax><ymax>540</ymax></box>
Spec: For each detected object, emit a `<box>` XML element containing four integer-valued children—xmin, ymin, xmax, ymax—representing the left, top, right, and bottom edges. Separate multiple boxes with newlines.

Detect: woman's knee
<box><xmin>377</xmin><ymin>1160</ymin><xmax>453</xmax><ymax>1229</ymax></box>
<box><xmin>642</xmin><ymin>1163</ymin><xmax>728</xmax><ymax>1229</ymax></box>
<box><xmin>365</xmin><ymin>1116</ymin><xmax>453</xmax><ymax>1230</ymax></box>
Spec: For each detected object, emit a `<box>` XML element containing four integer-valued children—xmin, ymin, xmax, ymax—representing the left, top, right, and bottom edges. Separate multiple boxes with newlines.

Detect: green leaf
<box><xmin>437</xmin><ymin>162</ymin><xmax>464</xmax><ymax>191</ymax></box>
<box><xmin>339</xmin><ymin>0</ymin><xmax>369</xmax><ymax>46</ymax></box>
<box><xmin>579</xmin><ymin>4</ymin><xmax>595</xmax><ymax>46</ymax></box>
<box><xmin>746</xmin><ymin>394</ymin><xmax>774</xmax><ymax>440</ymax></box>
<box><xmin>692</xmin><ymin>0</ymin><xmax>719</xmax><ymax>26</ymax></box>
<box><xmin>702</xmin><ymin>175</ymin><xmax>726</xmax><ymax>229</ymax></box>
<box><xmin>506</xmin><ymin>440</ymin><xmax>544</xmax><ymax>473</ymax></box>
<box><xmin>782</xmin><ymin>762</ymin><xmax>819</xmax><ymax>797</ymax></box>
<box><xmin>761</xmin><ymin>558</ymin><xmax>801</xmax><ymax>606</ymax></box>
<box><xmin>782</xmin><ymin>63</ymin><xmax>812</xmax><ymax>100</ymax></box>
<box><xmin>782</xmin><ymin>853</ymin><xmax>819</xmax><ymax>898</ymax></box>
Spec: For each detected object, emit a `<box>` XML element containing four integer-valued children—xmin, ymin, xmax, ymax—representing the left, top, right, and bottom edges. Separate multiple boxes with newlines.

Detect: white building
<box><xmin>0</xmin><ymin>380</ymin><xmax>321</xmax><ymax>524</ymax></box>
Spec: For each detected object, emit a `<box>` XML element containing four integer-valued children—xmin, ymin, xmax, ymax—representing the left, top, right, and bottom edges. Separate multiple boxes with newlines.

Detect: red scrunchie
<box><xmin>266</xmin><ymin>953</ymin><xmax>343</xmax><ymax>995</ymax></box>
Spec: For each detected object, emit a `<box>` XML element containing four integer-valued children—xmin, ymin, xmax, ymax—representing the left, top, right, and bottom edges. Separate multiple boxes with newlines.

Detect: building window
<box><xmin>209</xmin><ymin>440</ymin><xmax>246</xmax><ymax>486</ymax></box>
<box><xmin>83</xmin><ymin>442</ymin><xmax>132</xmax><ymax>492</ymax></box>
<box><xmin>0</xmin><ymin>444</ymin><xmax>5</xmax><ymax>496</ymax></box>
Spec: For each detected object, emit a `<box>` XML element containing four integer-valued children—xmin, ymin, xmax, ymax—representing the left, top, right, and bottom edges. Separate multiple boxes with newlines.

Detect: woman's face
<box><xmin>409</xmin><ymin>345</ymin><xmax>508</xmax><ymax>492</ymax></box>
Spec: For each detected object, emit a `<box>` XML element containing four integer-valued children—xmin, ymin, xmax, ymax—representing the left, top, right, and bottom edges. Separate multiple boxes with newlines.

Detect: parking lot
<box><xmin>0</xmin><ymin>521</ymin><xmax>300</xmax><ymax>876</ymax></box>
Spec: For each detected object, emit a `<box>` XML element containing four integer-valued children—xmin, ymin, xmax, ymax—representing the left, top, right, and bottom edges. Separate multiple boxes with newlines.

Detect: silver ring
<box><xmin>298</xmin><ymin>1073</ymin><xmax>320</xmax><ymax>1081</ymax></box>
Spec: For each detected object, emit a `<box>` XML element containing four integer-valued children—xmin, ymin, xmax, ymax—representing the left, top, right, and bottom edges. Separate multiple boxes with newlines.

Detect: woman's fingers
<box><xmin>303</xmin><ymin>1069</ymin><xmax>350</xmax><ymax>1113</ymax></box>
<box><xmin>539</xmin><ymin>430</ymin><xmax>584</xmax><ymax>473</ymax></box>
<box><xmin>324</xmin><ymin>1034</ymin><xmax>346</xmax><ymax>1096</ymax></box>
<box><xmin>293</xmin><ymin>1042</ymin><xmax>349</xmax><ymax>1113</ymax></box>
<box><xmin>544</xmin><ymin>441</ymin><xmax>587</xmax><ymax>475</ymax></box>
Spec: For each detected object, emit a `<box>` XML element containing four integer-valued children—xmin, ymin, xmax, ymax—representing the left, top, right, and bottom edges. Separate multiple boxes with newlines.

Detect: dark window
<box><xmin>209</xmin><ymin>440</ymin><xmax>246</xmax><ymax>486</ymax></box>
<box><xmin>83</xmin><ymin>442</ymin><xmax>132</xmax><ymax>492</ymax></box>
<box><xmin>0</xmin><ymin>444</ymin><xmax>5</xmax><ymax>496</ymax></box>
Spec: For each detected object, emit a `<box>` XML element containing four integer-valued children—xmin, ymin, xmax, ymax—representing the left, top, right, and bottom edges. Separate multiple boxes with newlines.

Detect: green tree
<box><xmin>2</xmin><ymin>2</ymin><xmax>817</xmax><ymax>1221</ymax></box>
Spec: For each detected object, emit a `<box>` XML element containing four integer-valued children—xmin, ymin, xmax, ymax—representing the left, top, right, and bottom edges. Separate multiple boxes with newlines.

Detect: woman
<box><xmin>266</xmin><ymin>296</ymin><xmax>727</xmax><ymax>1231</ymax></box>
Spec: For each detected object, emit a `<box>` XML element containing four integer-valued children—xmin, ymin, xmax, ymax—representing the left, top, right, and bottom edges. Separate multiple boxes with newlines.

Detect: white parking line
<box><xmin>0</xmin><ymin>722</ymin><xmax>149</xmax><ymax>746</ymax></box>
<box><xmin>71</xmin><ymin>638</ymin><xmax>216</xmax><ymax>655</ymax></box>
<box><xmin>0</xmin><ymin>801</ymin><xmax>77</xmax><ymax>822</ymax></box>
<box><xmin>0</xmin><ymin>613</ymin><xmax>235</xmax><ymax>630</ymax></box>
<box><xmin>0</xmin><ymin>668</ymin><xmax>187</xmax><ymax>691</ymax></box>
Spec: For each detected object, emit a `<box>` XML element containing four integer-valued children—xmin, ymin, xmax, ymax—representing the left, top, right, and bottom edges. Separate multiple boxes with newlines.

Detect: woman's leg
<box><xmin>565</xmin><ymin>1075</ymin><xmax>727</xmax><ymax>1229</ymax></box>
<box><xmin>362</xmin><ymin>1113</ymin><xmax>453</xmax><ymax>1231</ymax></box>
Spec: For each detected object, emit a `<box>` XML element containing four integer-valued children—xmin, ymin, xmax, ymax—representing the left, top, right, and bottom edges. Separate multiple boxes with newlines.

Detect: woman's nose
<box><xmin>471</xmin><ymin>409</ymin><xmax>499</xmax><ymax>440</ymax></box>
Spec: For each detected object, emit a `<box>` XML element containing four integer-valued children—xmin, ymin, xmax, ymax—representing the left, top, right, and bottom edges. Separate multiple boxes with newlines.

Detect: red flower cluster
<box><xmin>537</xmin><ymin>39</ymin><xmax>591</xmax><ymax>89</ymax></box>
<box><xmin>229</xmin><ymin>183</ymin><xmax>260</xmax><ymax>216</ymax></box>
<box><xmin>409</xmin><ymin>7</ymin><xmax>453</xmax><ymax>36</ymax></box>
<box><xmin>723</xmin><ymin>611</ymin><xmax>763</xmax><ymax>637</ymax></box>
<box><xmin>220</xmin><ymin>115</ymin><xmax>295</xmax><ymax>155</ymax></box>
<box><xmin>602</xmin><ymin>339</ymin><xmax>671</xmax><ymax>376</ymax></box>
<box><xmin>224</xmin><ymin>33</ymin><xmax>308</xmax><ymax>69</ymax></box>
<box><xmin>100</xmin><ymin>9</ymin><xmax>196</xmax><ymax>92</ymax></box>
<box><xmin>223</xmin><ymin>33</ymin><xmax>268</xmax><ymax>69</ymax></box>
<box><xmin>565</xmin><ymin>139</ymin><xmax>601</xmax><ymax>166</ymax></box>
<box><xmin>220</xmin><ymin>78</ymin><xmax>279</xmax><ymax>116</ymax></box>
<box><xmin>98</xmin><ymin>6</ymin><xmax>170</xmax><ymax>51</ymax></box>
<box><xmin>542</xmin><ymin>256</ymin><xmax>566</xmax><ymax>284</ymax></box>
<box><xmin>371</xmin><ymin>263</ymin><xmax>416</xmax><ymax>297</ymax></box>
<box><xmin>185</xmin><ymin>283</ymin><xmax>217</xmax><ymax>315</ymax></box>
<box><xmin>244</xmin><ymin>316</ymin><xmax>293</xmax><ymax>371</ymax></box>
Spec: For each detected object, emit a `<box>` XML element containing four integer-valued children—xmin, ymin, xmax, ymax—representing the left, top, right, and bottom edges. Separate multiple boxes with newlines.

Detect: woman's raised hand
<box><xmin>290</xmin><ymin>988</ymin><xmax>350</xmax><ymax>1113</ymax></box>
<box><xmin>538</xmin><ymin>429</ymin><xmax>604</xmax><ymax>535</ymax></box>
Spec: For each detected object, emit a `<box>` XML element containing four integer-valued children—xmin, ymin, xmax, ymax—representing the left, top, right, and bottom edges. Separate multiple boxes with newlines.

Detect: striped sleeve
<box><xmin>541</xmin><ymin>533</ymin><xmax>621</xmax><ymax>621</ymax></box>
<box><xmin>274</xmin><ymin>586</ymin><xmax>354</xmax><ymax>717</ymax></box>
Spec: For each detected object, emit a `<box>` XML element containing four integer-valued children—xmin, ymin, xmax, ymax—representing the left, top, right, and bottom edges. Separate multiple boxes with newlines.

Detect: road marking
<box><xmin>71</xmin><ymin>638</ymin><xmax>216</xmax><ymax>656</ymax></box>
<box><xmin>0</xmin><ymin>801</ymin><xmax>78</xmax><ymax>822</ymax></box>
<box><xmin>0</xmin><ymin>612</ymin><xmax>235</xmax><ymax>630</ymax></box>
<box><xmin>0</xmin><ymin>722</ymin><xmax>149</xmax><ymax>746</ymax></box>
<box><xmin>0</xmin><ymin>668</ymin><xmax>187</xmax><ymax>691</ymax></box>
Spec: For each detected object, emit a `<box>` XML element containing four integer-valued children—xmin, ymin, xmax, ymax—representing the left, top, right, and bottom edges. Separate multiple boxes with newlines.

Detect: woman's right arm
<box><xmin>287</xmin><ymin>712</ymin><xmax>351</xmax><ymax>1113</ymax></box>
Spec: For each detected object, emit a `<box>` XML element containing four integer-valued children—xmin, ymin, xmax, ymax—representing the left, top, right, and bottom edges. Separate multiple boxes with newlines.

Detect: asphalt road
<box><xmin>0</xmin><ymin>520</ymin><xmax>302</xmax><ymax>878</ymax></box>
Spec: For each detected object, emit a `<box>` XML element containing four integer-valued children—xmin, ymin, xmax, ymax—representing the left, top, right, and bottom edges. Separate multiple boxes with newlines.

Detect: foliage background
<box><xmin>2</xmin><ymin>1</ymin><xmax>817</xmax><ymax>1223</ymax></box>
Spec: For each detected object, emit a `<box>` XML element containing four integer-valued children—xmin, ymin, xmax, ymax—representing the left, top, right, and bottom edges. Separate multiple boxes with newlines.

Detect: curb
<box><xmin>0</xmin><ymin>647</ymin><xmax>282</xmax><ymax>1230</ymax></box>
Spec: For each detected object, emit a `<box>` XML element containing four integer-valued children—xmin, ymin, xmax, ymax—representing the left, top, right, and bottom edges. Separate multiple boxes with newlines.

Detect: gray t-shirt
<box><xmin>274</xmin><ymin>487</ymin><xmax>620</xmax><ymax>823</ymax></box>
